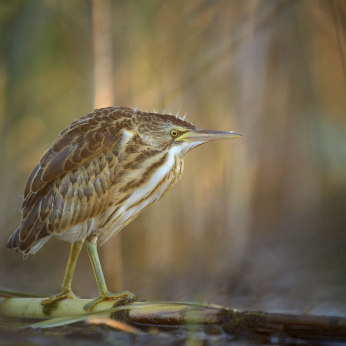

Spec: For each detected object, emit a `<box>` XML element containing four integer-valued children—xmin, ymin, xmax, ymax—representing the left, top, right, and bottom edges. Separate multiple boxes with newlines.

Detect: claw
<box><xmin>83</xmin><ymin>290</ymin><xmax>135</xmax><ymax>312</ymax></box>
<box><xmin>41</xmin><ymin>290</ymin><xmax>78</xmax><ymax>315</ymax></box>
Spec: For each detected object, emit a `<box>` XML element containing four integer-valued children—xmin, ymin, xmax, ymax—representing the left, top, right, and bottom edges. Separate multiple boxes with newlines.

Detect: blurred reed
<box><xmin>92</xmin><ymin>0</ymin><xmax>124</xmax><ymax>294</ymax></box>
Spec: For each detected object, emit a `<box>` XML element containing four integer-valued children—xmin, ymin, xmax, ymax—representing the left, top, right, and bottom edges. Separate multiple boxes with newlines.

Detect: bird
<box><xmin>6</xmin><ymin>106</ymin><xmax>242</xmax><ymax>313</ymax></box>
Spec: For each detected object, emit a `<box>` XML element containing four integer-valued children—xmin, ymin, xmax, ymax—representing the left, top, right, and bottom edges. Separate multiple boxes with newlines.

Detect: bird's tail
<box><xmin>6</xmin><ymin>226</ymin><xmax>20</xmax><ymax>250</ymax></box>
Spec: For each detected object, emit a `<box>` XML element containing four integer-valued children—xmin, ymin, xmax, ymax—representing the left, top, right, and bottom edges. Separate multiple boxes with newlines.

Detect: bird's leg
<box><xmin>83</xmin><ymin>237</ymin><xmax>134</xmax><ymax>312</ymax></box>
<box><xmin>41</xmin><ymin>240</ymin><xmax>84</xmax><ymax>314</ymax></box>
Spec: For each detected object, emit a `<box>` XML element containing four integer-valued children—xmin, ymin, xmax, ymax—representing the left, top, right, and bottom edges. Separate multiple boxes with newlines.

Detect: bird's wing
<box><xmin>15</xmin><ymin>107</ymin><xmax>132</xmax><ymax>252</ymax></box>
<box><xmin>23</xmin><ymin>111</ymin><xmax>122</xmax><ymax>200</ymax></box>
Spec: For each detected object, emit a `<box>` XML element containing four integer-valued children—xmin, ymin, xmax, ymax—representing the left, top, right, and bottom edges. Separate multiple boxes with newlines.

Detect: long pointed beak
<box><xmin>179</xmin><ymin>129</ymin><xmax>243</xmax><ymax>143</ymax></box>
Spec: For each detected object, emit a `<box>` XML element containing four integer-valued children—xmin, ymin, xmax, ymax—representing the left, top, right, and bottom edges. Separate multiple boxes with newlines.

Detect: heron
<box><xmin>6</xmin><ymin>106</ymin><xmax>242</xmax><ymax>313</ymax></box>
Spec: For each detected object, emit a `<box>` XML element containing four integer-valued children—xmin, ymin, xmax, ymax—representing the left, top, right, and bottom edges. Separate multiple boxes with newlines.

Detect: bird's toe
<box><xmin>83</xmin><ymin>291</ymin><xmax>135</xmax><ymax>312</ymax></box>
<box><xmin>40</xmin><ymin>290</ymin><xmax>78</xmax><ymax>315</ymax></box>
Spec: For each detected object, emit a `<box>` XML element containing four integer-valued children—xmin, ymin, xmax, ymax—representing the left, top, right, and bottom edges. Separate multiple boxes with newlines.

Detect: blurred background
<box><xmin>0</xmin><ymin>0</ymin><xmax>346</xmax><ymax>316</ymax></box>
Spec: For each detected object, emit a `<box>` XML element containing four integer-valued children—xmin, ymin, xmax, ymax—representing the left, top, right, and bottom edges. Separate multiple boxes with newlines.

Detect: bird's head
<box><xmin>132</xmin><ymin>111</ymin><xmax>242</xmax><ymax>156</ymax></box>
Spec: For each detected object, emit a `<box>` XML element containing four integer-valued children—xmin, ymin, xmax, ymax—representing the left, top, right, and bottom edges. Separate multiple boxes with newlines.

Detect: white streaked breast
<box><xmin>99</xmin><ymin>147</ymin><xmax>183</xmax><ymax>243</ymax></box>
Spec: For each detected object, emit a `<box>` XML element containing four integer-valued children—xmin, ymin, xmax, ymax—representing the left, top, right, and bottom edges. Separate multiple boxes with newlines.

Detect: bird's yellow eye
<box><xmin>170</xmin><ymin>129</ymin><xmax>180</xmax><ymax>138</ymax></box>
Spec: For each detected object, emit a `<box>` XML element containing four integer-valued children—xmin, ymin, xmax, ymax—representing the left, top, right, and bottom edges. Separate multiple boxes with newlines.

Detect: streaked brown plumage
<box><xmin>6</xmin><ymin>106</ymin><xmax>242</xmax><ymax>312</ymax></box>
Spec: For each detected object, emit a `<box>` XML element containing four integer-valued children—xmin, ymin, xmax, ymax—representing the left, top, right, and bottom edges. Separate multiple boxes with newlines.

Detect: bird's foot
<box><xmin>41</xmin><ymin>290</ymin><xmax>78</xmax><ymax>315</ymax></box>
<box><xmin>83</xmin><ymin>290</ymin><xmax>135</xmax><ymax>312</ymax></box>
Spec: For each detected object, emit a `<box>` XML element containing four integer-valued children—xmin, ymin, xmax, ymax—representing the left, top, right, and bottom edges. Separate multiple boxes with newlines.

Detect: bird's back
<box><xmin>7</xmin><ymin>107</ymin><xmax>133</xmax><ymax>254</ymax></box>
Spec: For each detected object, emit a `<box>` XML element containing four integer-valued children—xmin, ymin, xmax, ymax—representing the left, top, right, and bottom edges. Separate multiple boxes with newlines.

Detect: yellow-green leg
<box><xmin>41</xmin><ymin>240</ymin><xmax>84</xmax><ymax>315</ymax></box>
<box><xmin>83</xmin><ymin>238</ymin><xmax>134</xmax><ymax>312</ymax></box>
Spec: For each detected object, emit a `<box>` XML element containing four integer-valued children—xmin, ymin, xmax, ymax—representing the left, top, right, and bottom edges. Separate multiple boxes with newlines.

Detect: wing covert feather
<box><xmin>15</xmin><ymin>106</ymin><xmax>133</xmax><ymax>252</ymax></box>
